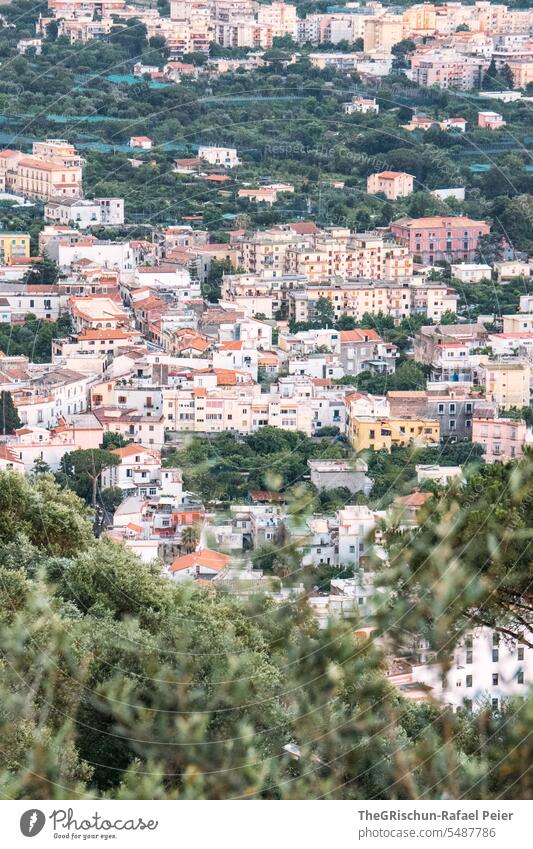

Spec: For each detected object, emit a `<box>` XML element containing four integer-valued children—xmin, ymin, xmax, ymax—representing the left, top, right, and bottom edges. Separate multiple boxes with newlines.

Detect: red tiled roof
<box><xmin>340</xmin><ymin>329</ymin><xmax>381</xmax><ymax>343</ymax></box>
<box><xmin>169</xmin><ymin>547</ymin><xmax>231</xmax><ymax>574</ymax></box>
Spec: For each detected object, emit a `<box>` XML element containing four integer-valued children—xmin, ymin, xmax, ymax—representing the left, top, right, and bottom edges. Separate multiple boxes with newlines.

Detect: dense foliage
<box><xmin>0</xmin><ymin>468</ymin><xmax>531</xmax><ymax>799</ymax></box>
<box><xmin>164</xmin><ymin>427</ymin><xmax>347</xmax><ymax>502</ymax></box>
<box><xmin>1</xmin><ymin>1</ymin><xmax>533</xmax><ymax>251</ymax></box>
<box><xmin>0</xmin><ymin>314</ymin><xmax>71</xmax><ymax>362</ymax></box>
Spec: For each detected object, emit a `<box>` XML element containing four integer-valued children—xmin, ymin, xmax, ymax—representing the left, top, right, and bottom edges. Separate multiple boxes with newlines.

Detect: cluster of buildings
<box><xmin>0</xmin><ymin>138</ymin><xmax>124</xmax><ymax>227</ymax></box>
<box><xmin>0</xmin><ymin>112</ymin><xmax>531</xmax><ymax>713</ymax></box>
<box><xmin>34</xmin><ymin>2</ymin><xmax>533</xmax><ymax>91</ymax></box>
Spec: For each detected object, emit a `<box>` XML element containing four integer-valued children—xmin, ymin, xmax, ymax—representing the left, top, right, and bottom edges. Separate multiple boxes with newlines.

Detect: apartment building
<box><xmin>363</xmin><ymin>13</ymin><xmax>403</xmax><ymax>53</ymax></box>
<box><xmin>287</xmin><ymin>280</ymin><xmax>457</xmax><ymax>325</ymax></box>
<box><xmin>0</xmin><ymin>140</ymin><xmax>84</xmax><ymax>201</ymax></box>
<box><xmin>367</xmin><ymin>171</ymin><xmax>414</xmax><ymax>200</ymax></box>
<box><xmin>338</xmin><ymin>328</ymin><xmax>398</xmax><ymax>376</ymax></box>
<box><xmin>92</xmin><ymin>406</ymin><xmax>165</xmax><ymax>449</ymax></box>
<box><xmin>412</xmin><ymin>628</ymin><xmax>532</xmax><ymax>712</ymax></box>
<box><xmin>0</xmin><ymin>233</ymin><xmax>31</xmax><ymax>264</ymax></box>
<box><xmin>472</xmin><ymin>411</ymin><xmax>528</xmax><ymax>462</ymax></box>
<box><xmin>4</xmin><ymin>414</ymin><xmax>103</xmax><ymax>471</ymax></box>
<box><xmin>390</xmin><ymin>216</ymin><xmax>491</xmax><ymax>264</ymax></box>
<box><xmin>0</xmin><ymin>282</ymin><xmax>60</xmax><ymax>321</ymax></box>
<box><xmin>388</xmin><ymin>386</ymin><xmax>488</xmax><ymax>440</ymax></box>
<box><xmin>284</xmin><ymin>233</ymin><xmax>413</xmax><ymax>283</ymax></box>
<box><xmin>346</xmin><ymin>412</ymin><xmax>440</xmax><ymax>452</ymax></box>
<box><xmin>44</xmin><ymin>197</ymin><xmax>124</xmax><ymax>227</ymax></box>
<box><xmin>479</xmin><ymin>360</ymin><xmax>531</xmax><ymax>409</ymax></box>
<box><xmin>414</xmin><ymin>323</ymin><xmax>488</xmax><ymax>381</ymax></box>
<box><xmin>198</xmin><ymin>145</ymin><xmax>240</xmax><ymax>168</ymax></box>
<box><xmin>408</xmin><ymin>50</ymin><xmax>488</xmax><ymax>89</ymax></box>
<box><xmin>478</xmin><ymin>111</ymin><xmax>506</xmax><ymax>129</ymax></box>
<box><xmin>101</xmin><ymin>443</ymin><xmax>163</xmax><ymax>494</ymax></box>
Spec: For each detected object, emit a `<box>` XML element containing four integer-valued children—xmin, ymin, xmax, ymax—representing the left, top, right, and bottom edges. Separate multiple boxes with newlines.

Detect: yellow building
<box><xmin>402</xmin><ymin>4</ymin><xmax>437</xmax><ymax>36</ymax></box>
<box><xmin>481</xmin><ymin>361</ymin><xmax>531</xmax><ymax>410</ymax></box>
<box><xmin>0</xmin><ymin>232</ymin><xmax>31</xmax><ymax>264</ymax></box>
<box><xmin>348</xmin><ymin>415</ymin><xmax>440</xmax><ymax>452</ymax></box>
<box><xmin>364</xmin><ymin>15</ymin><xmax>404</xmax><ymax>53</ymax></box>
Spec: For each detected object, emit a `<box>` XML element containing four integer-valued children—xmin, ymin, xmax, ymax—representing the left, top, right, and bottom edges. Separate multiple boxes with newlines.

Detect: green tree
<box><xmin>0</xmin><ymin>470</ymin><xmax>93</xmax><ymax>556</ymax></box>
<box><xmin>102</xmin><ymin>431</ymin><xmax>132</xmax><ymax>450</ymax></box>
<box><xmin>23</xmin><ymin>254</ymin><xmax>59</xmax><ymax>286</ymax></box>
<box><xmin>376</xmin><ymin>457</ymin><xmax>533</xmax><ymax>647</ymax></box>
<box><xmin>314</xmin><ymin>296</ymin><xmax>335</xmax><ymax>328</ymax></box>
<box><xmin>202</xmin><ymin>258</ymin><xmax>234</xmax><ymax>302</ymax></box>
<box><xmin>60</xmin><ymin>449</ymin><xmax>121</xmax><ymax>507</ymax></box>
<box><xmin>0</xmin><ymin>391</ymin><xmax>21</xmax><ymax>435</ymax></box>
<box><xmin>181</xmin><ymin>524</ymin><xmax>200</xmax><ymax>552</ymax></box>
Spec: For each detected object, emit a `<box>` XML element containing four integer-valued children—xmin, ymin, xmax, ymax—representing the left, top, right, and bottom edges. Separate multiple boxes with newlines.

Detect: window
<box><xmin>492</xmin><ymin>698</ymin><xmax>499</xmax><ymax>711</ymax></box>
<box><xmin>492</xmin><ymin>674</ymin><xmax>499</xmax><ymax>686</ymax></box>
<box><xmin>492</xmin><ymin>649</ymin><xmax>499</xmax><ymax>662</ymax></box>
<box><xmin>466</xmin><ymin>650</ymin><xmax>473</xmax><ymax>664</ymax></box>
<box><xmin>517</xmin><ymin>670</ymin><xmax>524</xmax><ymax>684</ymax></box>
<box><xmin>466</xmin><ymin>675</ymin><xmax>472</xmax><ymax>688</ymax></box>
<box><xmin>493</xmin><ymin>633</ymin><xmax>500</xmax><ymax>646</ymax></box>
<box><xmin>518</xmin><ymin>647</ymin><xmax>524</xmax><ymax>661</ymax></box>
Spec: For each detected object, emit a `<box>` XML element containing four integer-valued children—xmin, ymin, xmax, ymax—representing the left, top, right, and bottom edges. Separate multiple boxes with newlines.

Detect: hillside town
<box><xmin>0</xmin><ymin>0</ymin><xmax>531</xmax><ymax>805</ymax></box>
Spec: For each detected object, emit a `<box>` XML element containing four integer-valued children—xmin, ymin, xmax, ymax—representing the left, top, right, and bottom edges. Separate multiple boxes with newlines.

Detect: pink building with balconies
<box><xmin>478</xmin><ymin>111</ymin><xmax>506</xmax><ymax>130</ymax></box>
<box><xmin>390</xmin><ymin>215</ymin><xmax>490</xmax><ymax>265</ymax></box>
<box><xmin>472</xmin><ymin>415</ymin><xmax>526</xmax><ymax>462</ymax></box>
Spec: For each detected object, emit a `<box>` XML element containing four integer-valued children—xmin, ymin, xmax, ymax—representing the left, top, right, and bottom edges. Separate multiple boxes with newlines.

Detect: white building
<box><xmin>415</xmin><ymin>464</ymin><xmax>464</xmax><ymax>486</ymax></box>
<box><xmin>337</xmin><ymin>505</ymin><xmax>378</xmax><ymax>566</ymax></box>
<box><xmin>198</xmin><ymin>145</ymin><xmax>240</xmax><ymax>168</ymax></box>
<box><xmin>56</xmin><ymin>241</ymin><xmax>135</xmax><ymax>273</ymax></box>
<box><xmin>45</xmin><ymin>197</ymin><xmax>125</xmax><ymax>227</ymax></box>
<box><xmin>101</xmin><ymin>443</ymin><xmax>163</xmax><ymax>495</ymax></box>
<box><xmin>343</xmin><ymin>96</ymin><xmax>379</xmax><ymax>115</ymax></box>
<box><xmin>431</xmin><ymin>187</ymin><xmax>465</xmax><ymax>201</ymax></box>
<box><xmin>412</xmin><ymin>628</ymin><xmax>532</xmax><ymax>712</ymax></box>
<box><xmin>451</xmin><ymin>263</ymin><xmax>492</xmax><ymax>283</ymax></box>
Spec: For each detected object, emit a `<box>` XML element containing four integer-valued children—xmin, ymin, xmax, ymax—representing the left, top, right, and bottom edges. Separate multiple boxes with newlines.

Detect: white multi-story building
<box><xmin>412</xmin><ymin>628</ymin><xmax>532</xmax><ymax>712</ymax></box>
<box><xmin>198</xmin><ymin>145</ymin><xmax>240</xmax><ymax>168</ymax></box>
<box><xmin>45</xmin><ymin>197</ymin><xmax>125</xmax><ymax>227</ymax></box>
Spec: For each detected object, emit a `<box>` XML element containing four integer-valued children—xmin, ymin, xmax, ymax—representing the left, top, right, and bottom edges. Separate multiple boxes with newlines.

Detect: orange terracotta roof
<box><xmin>374</xmin><ymin>171</ymin><xmax>411</xmax><ymax>179</ymax></box>
<box><xmin>288</xmin><ymin>222</ymin><xmax>320</xmax><ymax>235</ymax></box>
<box><xmin>340</xmin><ymin>329</ymin><xmax>381</xmax><ymax>343</ymax></box>
<box><xmin>218</xmin><ymin>340</ymin><xmax>243</xmax><ymax>351</ymax></box>
<box><xmin>398</xmin><ymin>491</ymin><xmax>432</xmax><ymax>508</ymax></box>
<box><xmin>111</xmin><ymin>443</ymin><xmax>146</xmax><ymax>458</ymax></box>
<box><xmin>392</xmin><ymin>216</ymin><xmax>489</xmax><ymax>229</ymax></box>
<box><xmin>169</xmin><ymin>547</ymin><xmax>231</xmax><ymax>574</ymax></box>
<box><xmin>0</xmin><ymin>445</ymin><xmax>22</xmax><ymax>463</ymax></box>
